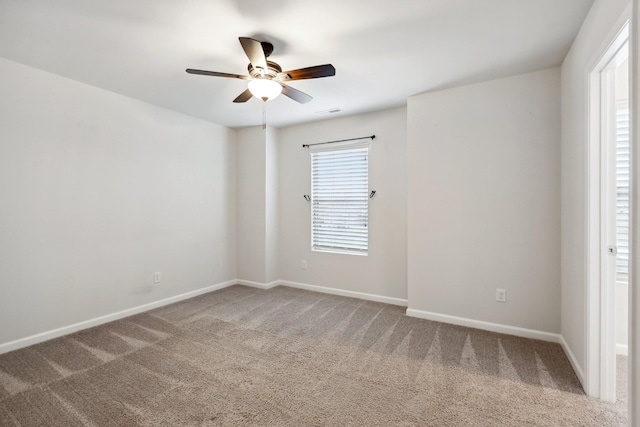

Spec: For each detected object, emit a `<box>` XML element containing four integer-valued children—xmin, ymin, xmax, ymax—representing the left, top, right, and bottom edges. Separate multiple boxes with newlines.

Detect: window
<box><xmin>615</xmin><ymin>101</ymin><xmax>629</xmax><ymax>285</ymax></box>
<box><xmin>310</xmin><ymin>141</ymin><xmax>369</xmax><ymax>255</ymax></box>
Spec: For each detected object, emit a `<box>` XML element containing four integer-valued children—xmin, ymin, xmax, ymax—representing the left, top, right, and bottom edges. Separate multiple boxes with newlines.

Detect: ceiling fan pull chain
<box><xmin>262</xmin><ymin>101</ymin><xmax>267</xmax><ymax>130</ymax></box>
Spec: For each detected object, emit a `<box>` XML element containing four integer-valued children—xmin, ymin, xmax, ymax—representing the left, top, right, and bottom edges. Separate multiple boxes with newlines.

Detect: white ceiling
<box><xmin>0</xmin><ymin>0</ymin><xmax>594</xmax><ymax>129</ymax></box>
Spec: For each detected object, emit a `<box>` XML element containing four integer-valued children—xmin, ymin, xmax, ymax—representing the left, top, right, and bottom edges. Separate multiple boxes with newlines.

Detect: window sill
<box><xmin>312</xmin><ymin>248</ymin><xmax>368</xmax><ymax>257</ymax></box>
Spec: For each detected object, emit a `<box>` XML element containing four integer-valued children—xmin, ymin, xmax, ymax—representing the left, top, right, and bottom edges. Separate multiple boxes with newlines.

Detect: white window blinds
<box><xmin>310</xmin><ymin>142</ymin><xmax>369</xmax><ymax>255</ymax></box>
<box><xmin>615</xmin><ymin>103</ymin><xmax>630</xmax><ymax>285</ymax></box>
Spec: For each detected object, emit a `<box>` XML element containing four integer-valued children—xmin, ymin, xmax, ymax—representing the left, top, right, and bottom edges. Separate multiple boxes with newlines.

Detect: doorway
<box><xmin>587</xmin><ymin>22</ymin><xmax>630</xmax><ymax>403</ymax></box>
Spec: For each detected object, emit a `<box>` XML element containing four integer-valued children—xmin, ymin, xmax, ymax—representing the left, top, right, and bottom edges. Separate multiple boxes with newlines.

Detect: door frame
<box><xmin>586</xmin><ymin>20</ymin><xmax>629</xmax><ymax>402</ymax></box>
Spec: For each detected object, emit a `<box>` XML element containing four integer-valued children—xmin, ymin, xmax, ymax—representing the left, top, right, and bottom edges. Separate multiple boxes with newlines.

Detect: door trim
<box><xmin>586</xmin><ymin>20</ymin><xmax>629</xmax><ymax>402</ymax></box>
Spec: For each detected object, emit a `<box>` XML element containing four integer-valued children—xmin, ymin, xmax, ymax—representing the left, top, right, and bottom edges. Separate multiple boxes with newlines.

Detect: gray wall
<box><xmin>276</xmin><ymin>108</ymin><xmax>408</xmax><ymax>301</ymax></box>
<box><xmin>407</xmin><ymin>68</ymin><xmax>562</xmax><ymax>333</ymax></box>
<box><xmin>0</xmin><ymin>57</ymin><xmax>237</xmax><ymax>345</ymax></box>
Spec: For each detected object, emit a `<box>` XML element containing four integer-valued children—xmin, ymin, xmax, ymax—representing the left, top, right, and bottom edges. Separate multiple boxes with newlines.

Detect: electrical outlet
<box><xmin>301</xmin><ymin>260</ymin><xmax>307</xmax><ymax>270</ymax></box>
<box><xmin>153</xmin><ymin>272</ymin><xmax>161</xmax><ymax>284</ymax></box>
<box><xmin>496</xmin><ymin>288</ymin><xmax>506</xmax><ymax>303</ymax></box>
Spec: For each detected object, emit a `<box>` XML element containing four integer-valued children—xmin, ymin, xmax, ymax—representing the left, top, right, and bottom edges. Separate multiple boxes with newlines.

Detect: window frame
<box><xmin>309</xmin><ymin>140</ymin><xmax>370</xmax><ymax>256</ymax></box>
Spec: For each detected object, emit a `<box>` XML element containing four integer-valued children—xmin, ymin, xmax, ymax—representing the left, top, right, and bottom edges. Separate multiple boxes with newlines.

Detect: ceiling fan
<box><xmin>186</xmin><ymin>37</ymin><xmax>335</xmax><ymax>104</ymax></box>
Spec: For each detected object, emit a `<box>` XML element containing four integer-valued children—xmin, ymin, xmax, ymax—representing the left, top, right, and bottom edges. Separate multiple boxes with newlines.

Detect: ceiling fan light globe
<box><xmin>248</xmin><ymin>78</ymin><xmax>282</xmax><ymax>101</ymax></box>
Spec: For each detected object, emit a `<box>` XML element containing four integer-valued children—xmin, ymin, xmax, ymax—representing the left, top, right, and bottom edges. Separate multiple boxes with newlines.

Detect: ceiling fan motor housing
<box><xmin>248</xmin><ymin>61</ymin><xmax>283</xmax><ymax>80</ymax></box>
<box><xmin>186</xmin><ymin>36</ymin><xmax>334</xmax><ymax>104</ymax></box>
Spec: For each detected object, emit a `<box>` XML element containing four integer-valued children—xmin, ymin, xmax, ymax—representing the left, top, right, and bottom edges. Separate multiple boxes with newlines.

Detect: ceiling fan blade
<box><xmin>281</xmin><ymin>83</ymin><xmax>312</xmax><ymax>104</ymax></box>
<box><xmin>233</xmin><ymin>88</ymin><xmax>253</xmax><ymax>103</ymax></box>
<box><xmin>239</xmin><ymin>37</ymin><xmax>268</xmax><ymax>71</ymax></box>
<box><xmin>186</xmin><ymin>69</ymin><xmax>250</xmax><ymax>80</ymax></box>
<box><xmin>283</xmin><ymin>64</ymin><xmax>336</xmax><ymax>80</ymax></box>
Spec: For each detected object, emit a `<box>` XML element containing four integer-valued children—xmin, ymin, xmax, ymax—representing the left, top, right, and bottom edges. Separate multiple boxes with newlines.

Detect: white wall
<box><xmin>560</xmin><ymin>0</ymin><xmax>630</xmax><ymax>373</ymax></box>
<box><xmin>265</xmin><ymin>126</ymin><xmax>279</xmax><ymax>284</ymax></box>
<box><xmin>236</xmin><ymin>125</ymin><xmax>279</xmax><ymax>284</ymax></box>
<box><xmin>0</xmin><ymin>57</ymin><xmax>237</xmax><ymax>346</ymax></box>
<box><xmin>236</xmin><ymin>126</ymin><xmax>267</xmax><ymax>283</ymax></box>
<box><xmin>277</xmin><ymin>108</ymin><xmax>408</xmax><ymax>301</ymax></box>
<box><xmin>407</xmin><ymin>68</ymin><xmax>561</xmax><ymax>333</ymax></box>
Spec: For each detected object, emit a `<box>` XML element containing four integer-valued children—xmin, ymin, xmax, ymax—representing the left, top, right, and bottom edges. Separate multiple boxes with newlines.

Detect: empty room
<box><xmin>0</xmin><ymin>0</ymin><xmax>638</xmax><ymax>425</ymax></box>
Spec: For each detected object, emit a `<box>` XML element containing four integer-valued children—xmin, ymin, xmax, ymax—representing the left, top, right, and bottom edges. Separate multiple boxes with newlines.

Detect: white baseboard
<box><xmin>1</xmin><ymin>275</ymin><xmax>588</xmax><ymax>396</ymax></box>
<box><xmin>405</xmin><ymin>308</ymin><xmax>561</xmax><ymax>343</ymax></box>
<box><xmin>236</xmin><ymin>279</ymin><xmax>279</xmax><ymax>290</ymax></box>
<box><xmin>616</xmin><ymin>343</ymin><xmax>628</xmax><ymax>356</ymax></box>
<box><xmin>559</xmin><ymin>335</ymin><xmax>585</xmax><ymax>387</ymax></box>
<box><xmin>404</xmin><ymin>308</ymin><xmax>585</xmax><ymax>388</ymax></box>
<box><xmin>278</xmin><ymin>280</ymin><xmax>408</xmax><ymax>307</ymax></box>
<box><xmin>0</xmin><ymin>278</ymin><xmax>404</xmax><ymax>354</ymax></box>
<box><xmin>0</xmin><ymin>279</ymin><xmax>237</xmax><ymax>355</ymax></box>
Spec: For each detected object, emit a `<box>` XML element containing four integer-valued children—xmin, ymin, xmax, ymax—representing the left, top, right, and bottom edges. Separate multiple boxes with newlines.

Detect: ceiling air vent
<box><xmin>315</xmin><ymin>107</ymin><xmax>342</xmax><ymax>115</ymax></box>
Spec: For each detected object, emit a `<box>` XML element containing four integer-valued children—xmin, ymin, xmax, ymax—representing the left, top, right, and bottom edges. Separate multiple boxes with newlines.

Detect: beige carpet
<box><xmin>0</xmin><ymin>285</ymin><xmax>629</xmax><ymax>426</ymax></box>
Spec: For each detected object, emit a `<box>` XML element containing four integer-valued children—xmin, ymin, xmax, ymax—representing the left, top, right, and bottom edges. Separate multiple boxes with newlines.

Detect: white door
<box><xmin>587</xmin><ymin>23</ymin><xmax>629</xmax><ymax>402</ymax></box>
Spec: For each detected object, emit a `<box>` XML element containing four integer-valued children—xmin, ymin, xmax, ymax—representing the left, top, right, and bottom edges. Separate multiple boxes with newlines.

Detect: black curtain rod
<box><xmin>302</xmin><ymin>135</ymin><xmax>375</xmax><ymax>148</ymax></box>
